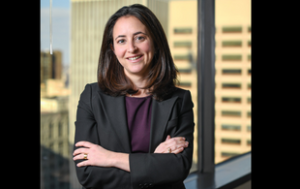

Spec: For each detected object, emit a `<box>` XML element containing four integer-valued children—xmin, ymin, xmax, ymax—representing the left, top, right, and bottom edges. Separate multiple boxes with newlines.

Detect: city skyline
<box><xmin>40</xmin><ymin>0</ymin><xmax>70</xmax><ymax>65</ymax></box>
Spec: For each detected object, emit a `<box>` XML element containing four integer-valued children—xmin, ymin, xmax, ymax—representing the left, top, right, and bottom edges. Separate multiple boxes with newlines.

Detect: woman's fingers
<box><xmin>75</xmin><ymin>141</ymin><xmax>93</xmax><ymax>148</ymax></box>
<box><xmin>73</xmin><ymin>153</ymin><xmax>87</xmax><ymax>161</ymax></box>
<box><xmin>73</xmin><ymin>147</ymin><xmax>89</xmax><ymax>156</ymax></box>
<box><xmin>165</xmin><ymin>135</ymin><xmax>171</xmax><ymax>141</ymax></box>
<box><xmin>170</xmin><ymin>147</ymin><xmax>184</xmax><ymax>154</ymax></box>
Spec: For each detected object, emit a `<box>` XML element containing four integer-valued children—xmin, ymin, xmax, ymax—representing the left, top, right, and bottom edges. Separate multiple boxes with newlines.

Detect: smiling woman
<box><xmin>73</xmin><ymin>4</ymin><xmax>195</xmax><ymax>189</ymax></box>
<box><xmin>98</xmin><ymin>4</ymin><xmax>178</xmax><ymax>100</ymax></box>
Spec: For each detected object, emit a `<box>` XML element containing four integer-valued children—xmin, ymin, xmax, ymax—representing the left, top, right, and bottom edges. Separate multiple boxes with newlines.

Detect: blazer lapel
<box><xmin>97</xmin><ymin>91</ymin><xmax>131</xmax><ymax>153</ymax></box>
<box><xmin>149</xmin><ymin>96</ymin><xmax>178</xmax><ymax>152</ymax></box>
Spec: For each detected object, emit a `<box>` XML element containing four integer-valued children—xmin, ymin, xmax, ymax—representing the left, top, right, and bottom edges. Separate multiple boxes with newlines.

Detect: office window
<box><xmin>174</xmin><ymin>54</ymin><xmax>190</xmax><ymax>60</ymax></box>
<box><xmin>221</xmin><ymin>138</ymin><xmax>241</xmax><ymax>145</ymax></box>
<box><xmin>174</xmin><ymin>28</ymin><xmax>192</xmax><ymax>34</ymax></box>
<box><xmin>222</xmin><ymin>26</ymin><xmax>242</xmax><ymax>33</ymax></box>
<box><xmin>222</xmin><ymin>40</ymin><xmax>242</xmax><ymax>47</ymax></box>
<box><xmin>247</xmin><ymin>97</ymin><xmax>251</xmax><ymax>103</ymax></box>
<box><xmin>222</xmin><ymin>54</ymin><xmax>242</xmax><ymax>61</ymax></box>
<box><xmin>221</xmin><ymin>124</ymin><xmax>241</xmax><ymax>131</ymax></box>
<box><xmin>221</xmin><ymin>110</ymin><xmax>241</xmax><ymax>117</ymax></box>
<box><xmin>177</xmin><ymin>81</ymin><xmax>192</xmax><ymax>88</ymax></box>
<box><xmin>174</xmin><ymin>41</ymin><xmax>192</xmax><ymax>48</ymax></box>
<box><xmin>215</xmin><ymin>0</ymin><xmax>251</xmax><ymax>165</ymax></box>
<box><xmin>49</xmin><ymin>122</ymin><xmax>53</xmax><ymax>139</ymax></box>
<box><xmin>248</xmin><ymin>83</ymin><xmax>251</xmax><ymax>89</ymax></box>
<box><xmin>222</xmin><ymin>97</ymin><xmax>241</xmax><ymax>103</ymax></box>
<box><xmin>221</xmin><ymin>152</ymin><xmax>240</xmax><ymax>157</ymax></box>
<box><xmin>222</xmin><ymin>83</ymin><xmax>241</xmax><ymax>89</ymax></box>
<box><xmin>247</xmin><ymin>111</ymin><xmax>251</xmax><ymax>117</ymax></box>
<box><xmin>222</xmin><ymin>69</ymin><xmax>241</xmax><ymax>75</ymax></box>
<box><xmin>248</xmin><ymin>54</ymin><xmax>251</xmax><ymax>61</ymax></box>
<box><xmin>178</xmin><ymin>68</ymin><xmax>192</xmax><ymax>74</ymax></box>
<box><xmin>58</xmin><ymin>121</ymin><xmax>63</xmax><ymax>137</ymax></box>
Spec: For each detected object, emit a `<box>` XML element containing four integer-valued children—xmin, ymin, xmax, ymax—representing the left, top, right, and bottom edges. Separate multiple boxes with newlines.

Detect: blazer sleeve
<box><xmin>129</xmin><ymin>90</ymin><xmax>195</xmax><ymax>189</ymax></box>
<box><xmin>73</xmin><ymin>84</ymin><xmax>131</xmax><ymax>189</ymax></box>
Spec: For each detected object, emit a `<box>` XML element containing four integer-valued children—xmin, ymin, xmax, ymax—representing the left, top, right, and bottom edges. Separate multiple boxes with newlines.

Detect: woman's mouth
<box><xmin>128</xmin><ymin>55</ymin><xmax>142</xmax><ymax>60</ymax></box>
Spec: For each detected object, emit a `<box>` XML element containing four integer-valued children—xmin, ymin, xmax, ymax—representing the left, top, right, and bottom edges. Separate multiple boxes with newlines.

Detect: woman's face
<box><xmin>112</xmin><ymin>15</ymin><xmax>155</xmax><ymax>78</ymax></box>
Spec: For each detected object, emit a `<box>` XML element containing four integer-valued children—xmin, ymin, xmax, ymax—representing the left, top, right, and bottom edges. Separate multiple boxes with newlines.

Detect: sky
<box><xmin>40</xmin><ymin>0</ymin><xmax>70</xmax><ymax>65</ymax></box>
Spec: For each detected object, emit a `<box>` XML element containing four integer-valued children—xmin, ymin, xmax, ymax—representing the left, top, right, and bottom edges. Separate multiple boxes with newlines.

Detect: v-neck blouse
<box><xmin>125</xmin><ymin>95</ymin><xmax>152</xmax><ymax>153</ymax></box>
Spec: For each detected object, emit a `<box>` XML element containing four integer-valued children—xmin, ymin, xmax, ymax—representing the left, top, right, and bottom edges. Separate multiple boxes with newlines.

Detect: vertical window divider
<box><xmin>197</xmin><ymin>0</ymin><xmax>216</xmax><ymax>174</ymax></box>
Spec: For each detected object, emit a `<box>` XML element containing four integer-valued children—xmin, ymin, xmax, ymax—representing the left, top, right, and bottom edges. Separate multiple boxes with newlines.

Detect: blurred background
<box><xmin>40</xmin><ymin>0</ymin><xmax>251</xmax><ymax>188</ymax></box>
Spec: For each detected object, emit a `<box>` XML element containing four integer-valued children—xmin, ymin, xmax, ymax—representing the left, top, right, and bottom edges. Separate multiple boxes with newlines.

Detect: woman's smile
<box><xmin>126</xmin><ymin>54</ymin><xmax>143</xmax><ymax>62</ymax></box>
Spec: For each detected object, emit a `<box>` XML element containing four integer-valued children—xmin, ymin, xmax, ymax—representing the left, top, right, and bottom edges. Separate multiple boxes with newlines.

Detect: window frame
<box><xmin>187</xmin><ymin>1</ymin><xmax>251</xmax><ymax>188</ymax></box>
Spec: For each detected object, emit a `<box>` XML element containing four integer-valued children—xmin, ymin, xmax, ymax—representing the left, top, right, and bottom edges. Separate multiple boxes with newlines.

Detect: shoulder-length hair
<box><xmin>97</xmin><ymin>4</ymin><xmax>178</xmax><ymax>101</ymax></box>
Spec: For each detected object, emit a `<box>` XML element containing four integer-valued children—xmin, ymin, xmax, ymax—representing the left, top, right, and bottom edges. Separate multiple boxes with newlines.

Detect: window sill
<box><xmin>184</xmin><ymin>152</ymin><xmax>251</xmax><ymax>189</ymax></box>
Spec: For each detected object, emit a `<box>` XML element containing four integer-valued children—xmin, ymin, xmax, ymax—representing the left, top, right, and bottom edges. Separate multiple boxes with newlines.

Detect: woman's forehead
<box><xmin>113</xmin><ymin>15</ymin><xmax>148</xmax><ymax>36</ymax></box>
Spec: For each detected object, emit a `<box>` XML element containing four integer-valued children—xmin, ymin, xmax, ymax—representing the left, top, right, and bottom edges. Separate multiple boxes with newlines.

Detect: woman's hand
<box><xmin>73</xmin><ymin>141</ymin><xmax>114</xmax><ymax>167</ymax></box>
<box><xmin>154</xmin><ymin>135</ymin><xmax>189</xmax><ymax>154</ymax></box>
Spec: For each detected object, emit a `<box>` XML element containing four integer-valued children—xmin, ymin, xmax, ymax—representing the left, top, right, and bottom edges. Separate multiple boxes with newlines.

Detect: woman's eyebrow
<box><xmin>114</xmin><ymin>31</ymin><xmax>148</xmax><ymax>40</ymax></box>
<box><xmin>133</xmin><ymin>31</ymin><xmax>148</xmax><ymax>36</ymax></box>
<box><xmin>115</xmin><ymin>35</ymin><xmax>125</xmax><ymax>40</ymax></box>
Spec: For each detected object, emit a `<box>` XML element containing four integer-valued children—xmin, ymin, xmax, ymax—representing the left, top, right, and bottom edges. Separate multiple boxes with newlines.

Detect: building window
<box><xmin>248</xmin><ymin>69</ymin><xmax>251</xmax><ymax>75</ymax></box>
<box><xmin>247</xmin><ymin>125</ymin><xmax>251</xmax><ymax>132</ymax></box>
<box><xmin>222</xmin><ymin>40</ymin><xmax>242</xmax><ymax>47</ymax></box>
<box><xmin>248</xmin><ymin>83</ymin><xmax>251</xmax><ymax>89</ymax></box>
<box><xmin>174</xmin><ymin>54</ymin><xmax>190</xmax><ymax>60</ymax></box>
<box><xmin>221</xmin><ymin>138</ymin><xmax>241</xmax><ymax>145</ymax></box>
<box><xmin>174</xmin><ymin>28</ymin><xmax>192</xmax><ymax>34</ymax></box>
<box><xmin>177</xmin><ymin>81</ymin><xmax>192</xmax><ymax>87</ymax></box>
<box><xmin>248</xmin><ymin>40</ymin><xmax>251</xmax><ymax>47</ymax></box>
<box><xmin>222</xmin><ymin>83</ymin><xmax>241</xmax><ymax>89</ymax></box>
<box><xmin>221</xmin><ymin>110</ymin><xmax>241</xmax><ymax>117</ymax></box>
<box><xmin>247</xmin><ymin>111</ymin><xmax>251</xmax><ymax>118</ymax></box>
<box><xmin>178</xmin><ymin>68</ymin><xmax>192</xmax><ymax>74</ymax></box>
<box><xmin>248</xmin><ymin>54</ymin><xmax>251</xmax><ymax>61</ymax></box>
<box><xmin>222</xmin><ymin>54</ymin><xmax>242</xmax><ymax>61</ymax></box>
<box><xmin>221</xmin><ymin>124</ymin><xmax>241</xmax><ymax>131</ymax></box>
<box><xmin>222</xmin><ymin>69</ymin><xmax>242</xmax><ymax>75</ymax></box>
<box><xmin>247</xmin><ymin>139</ymin><xmax>251</xmax><ymax>145</ymax></box>
<box><xmin>174</xmin><ymin>41</ymin><xmax>192</xmax><ymax>48</ymax></box>
<box><xmin>247</xmin><ymin>97</ymin><xmax>251</xmax><ymax>103</ymax></box>
<box><xmin>222</xmin><ymin>26</ymin><xmax>242</xmax><ymax>33</ymax></box>
<box><xmin>49</xmin><ymin>122</ymin><xmax>53</xmax><ymax>139</ymax></box>
<box><xmin>222</xmin><ymin>97</ymin><xmax>241</xmax><ymax>103</ymax></box>
<box><xmin>58</xmin><ymin>121</ymin><xmax>63</xmax><ymax>137</ymax></box>
<box><xmin>248</xmin><ymin>26</ymin><xmax>251</xmax><ymax>32</ymax></box>
<box><xmin>221</xmin><ymin>152</ymin><xmax>240</xmax><ymax>157</ymax></box>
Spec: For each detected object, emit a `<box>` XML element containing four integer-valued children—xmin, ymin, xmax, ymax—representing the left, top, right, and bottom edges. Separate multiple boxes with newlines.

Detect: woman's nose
<box><xmin>127</xmin><ymin>41</ymin><xmax>137</xmax><ymax>53</ymax></box>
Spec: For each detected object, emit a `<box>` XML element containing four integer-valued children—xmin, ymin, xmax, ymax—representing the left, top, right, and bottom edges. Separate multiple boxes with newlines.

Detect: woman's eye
<box><xmin>136</xmin><ymin>36</ymin><xmax>145</xmax><ymax>41</ymax></box>
<box><xmin>117</xmin><ymin>39</ymin><xmax>125</xmax><ymax>44</ymax></box>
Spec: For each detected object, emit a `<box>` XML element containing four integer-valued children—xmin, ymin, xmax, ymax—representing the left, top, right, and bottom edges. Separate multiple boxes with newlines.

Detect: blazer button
<box><xmin>144</xmin><ymin>183</ymin><xmax>149</xmax><ymax>188</ymax></box>
<box><xmin>149</xmin><ymin>183</ymin><xmax>153</xmax><ymax>188</ymax></box>
<box><xmin>139</xmin><ymin>184</ymin><xmax>144</xmax><ymax>188</ymax></box>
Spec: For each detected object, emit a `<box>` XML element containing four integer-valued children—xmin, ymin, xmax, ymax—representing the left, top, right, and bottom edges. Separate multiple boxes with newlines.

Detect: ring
<box><xmin>167</xmin><ymin>148</ymin><xmax>171</xmax><ymax>153</ymax></box>
<box><xmin>83</xmin><ymin>153</ymin><xmax>88</xmax><ymax>160</ymax></box>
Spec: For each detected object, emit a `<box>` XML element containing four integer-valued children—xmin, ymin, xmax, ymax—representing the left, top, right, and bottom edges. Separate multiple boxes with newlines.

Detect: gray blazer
<box><xmin>73</xmin><ymin>82</ymin><xmax>195</xmax><ymax>189</ymax></box>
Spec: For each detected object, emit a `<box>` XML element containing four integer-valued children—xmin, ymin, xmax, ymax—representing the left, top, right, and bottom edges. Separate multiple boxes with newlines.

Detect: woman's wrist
<box><xmin>110</xmin><ymin>152</ymin><xmax>130</xmax><ymax>172</ymax></box>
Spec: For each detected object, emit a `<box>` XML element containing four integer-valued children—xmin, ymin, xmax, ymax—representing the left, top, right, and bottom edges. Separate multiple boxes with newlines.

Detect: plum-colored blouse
<box><xmin>125</xmin><ymin>95</ymin><xmax>152</xmax><ymax>153</ymax></box>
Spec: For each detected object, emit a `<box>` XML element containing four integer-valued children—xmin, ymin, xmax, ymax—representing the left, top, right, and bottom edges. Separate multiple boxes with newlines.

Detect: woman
<box><xmin>73</xmin><ymin>4</ymin><xmax>194</xmax><ymax>189</ymax></box>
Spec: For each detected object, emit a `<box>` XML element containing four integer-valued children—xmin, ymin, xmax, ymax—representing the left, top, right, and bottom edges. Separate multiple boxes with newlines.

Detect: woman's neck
<box><xmin>126</xmin><ymin>74</ymin><xmax>151</xmax><ymax>97</ymax></box>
